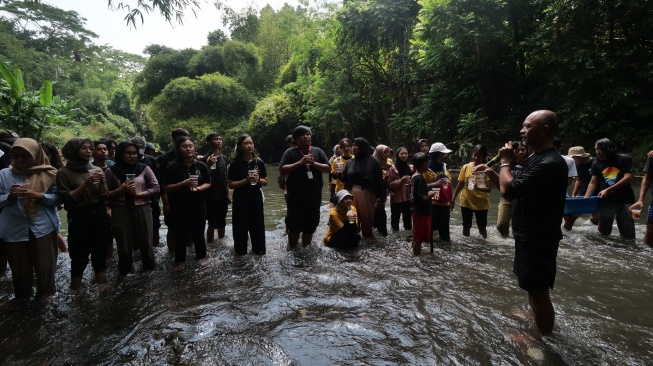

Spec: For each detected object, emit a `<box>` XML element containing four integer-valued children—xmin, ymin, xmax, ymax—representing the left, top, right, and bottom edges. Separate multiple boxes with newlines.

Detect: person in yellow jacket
<box><xmin>323</xmin><ymin>190</ymin><xmax>361</xmax><ymax>248</ymax></box>
<box><xmin>452</xmin><ymin>145</ymin><xmax>492</xmax><ymax>238</ymax></box>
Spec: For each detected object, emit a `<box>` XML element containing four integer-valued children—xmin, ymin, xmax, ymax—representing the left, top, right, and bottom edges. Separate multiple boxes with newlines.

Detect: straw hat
<box><xmin>567</xmin><ymin>146</ymin><xmax>590</xmax><ymax>158</ymax></box>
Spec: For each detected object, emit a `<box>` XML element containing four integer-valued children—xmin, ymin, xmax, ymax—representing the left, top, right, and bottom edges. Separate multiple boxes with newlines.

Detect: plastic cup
<box><xmin>125</xmin><ymin>174</ymin><xmax>135</xmax><ymax>182</ymax></box>
<box><xmin>432</xmin><ymin>187</ymin><xmax>440</xmax><ymax>201</ymax></box>
<box><xmin>631</xmin><ymin>209</ymin><xmax>642</xmax><ymax>219</ymax></box>
<box><xmin>248</xmin><ymin>170</ymin><xmax>257</xmax><ymax>185</ymax></box>
<box><xmin>90</xmin><ymin>167</ymin><xmax>102</xmax><ymax>185</ymax></box>
<box><xmin>189</xmin><ymin>174</ymin><xmax>199</xmax><ymax>189</ymax></box>
<box><xmin>467</xmin><ymin>177</ymin><xmax>475</xmax><ymax>190</ymax></box>
<box><xmin>474</xmin><ymin>172</ymin><xmax>486</xmax><ymax>189</ymax></box>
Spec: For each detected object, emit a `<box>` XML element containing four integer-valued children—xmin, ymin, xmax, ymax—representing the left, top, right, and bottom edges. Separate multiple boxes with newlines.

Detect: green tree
<box><xmin>410</xmin><ymin>0</ymin><xmax>517</xmax><ymax>150</ymax></box>
<box><xmin>0</xmin><ymin>62</ymin><xmax>78</xmax><ymax>141</ymax></box>
<box><xmin>248</xmin><ymin>92</ymin><xmax>301</xmax><ymax>162</ymax></box>
<box><xmin>147</xmin><ymin>72</ymin><xmax>255</xmax><ymax>145</ymax></box>
<box><xmin>207</xmin><ymin>29</ymin><xmax>227</xmax><ymax>46</ymax></box>
<box><xmin>132</xmin><ymin>47</ymin><xmax>198</xmax><ymax>106</ymax></box>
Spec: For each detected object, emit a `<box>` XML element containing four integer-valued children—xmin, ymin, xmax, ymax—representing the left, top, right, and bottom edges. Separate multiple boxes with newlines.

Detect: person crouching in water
<box><xmin>323</xmin><ymin>190</ymin><xmax>361</xmax><ymax>249</ymax></box>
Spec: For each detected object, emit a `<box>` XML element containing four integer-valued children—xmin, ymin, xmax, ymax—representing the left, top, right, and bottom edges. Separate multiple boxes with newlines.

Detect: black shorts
<box><xmin>513</xmin><ymin>236</ymin><xmax>560</xmax><ymax>292</ymax></box>
<box><xmin>461</xmin><ymin>207</ymin><xmax>488</xmax><ymax>229</ymax></box>
<box><xmin>286</xmin><ymin>203</ymin><xmax>321</xmax><ymax>234</ymax></box>
<box><xmin>206</xmin><ymin>200</ymin><xmax>228</xmax><ymax>228</ymax></box>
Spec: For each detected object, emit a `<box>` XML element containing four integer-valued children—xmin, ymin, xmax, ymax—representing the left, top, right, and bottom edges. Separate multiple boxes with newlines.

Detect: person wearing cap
<box><xmin>323</xmin><ymin>190</ymin><xmax>360</xmax><ymax>248</ymax></box>
<box><xmin>630</xmin><ymin>153</ymin><xmax>653</xmax><ymax>247</ymax></box>
<box><xmin>585</xmin><ymin>138</ymin><xmax>636</xmax><ymax>239</ymax></box>
<box><xmin>475</xmin><ymin>110</ymin><xmax>567</xmax><ymax>334</ymax></box>
<box><xmin>0</xmin><ymin>130</ymin><xmax>19</xmax><ymax>145</ymax></box>
<box><xmin>0</xmin><ymin>138</ymin><xmax>59</xmax><ymax>301</ymax></box>
<box><xmin>424</xmin><ymin>142</ymin><xmax>454</xmax><ymax>243</ymax></box>
<box><xmin>279</xmin><ymin>125</ymin><xmax>330</xmax><ymax>248</ymax></box>
<box><xmin>564</xmin><ymin>146</ymin><xmax>597</xmax><ymax>230</ymax></box>
<box><xmin>202</xmin><ymin>132</ymin><xmax>230</xmax><ymax>243</ymax></box>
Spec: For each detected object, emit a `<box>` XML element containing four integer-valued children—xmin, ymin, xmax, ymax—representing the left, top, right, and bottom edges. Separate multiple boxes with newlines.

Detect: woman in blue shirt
<box><xmin>0</xmin><ymin>138</ymin><xmax>59</xmax><ymax>302</ymax></box>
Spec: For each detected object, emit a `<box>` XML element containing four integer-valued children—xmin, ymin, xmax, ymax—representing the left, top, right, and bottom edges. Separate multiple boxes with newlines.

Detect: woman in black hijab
<box><xmin>105</xmin><ymin>142</ymin><xmax>160</xmax><ymax>275</ymax></box>
<box><xmin>56</xmin><ymin>138</ymin><xmax>111</xmax><ymax>290</ymax></box>
<box><xmin>343</xmin><ymin>137</ymin><xmax>386</xmax><ymax>239</ymax></box>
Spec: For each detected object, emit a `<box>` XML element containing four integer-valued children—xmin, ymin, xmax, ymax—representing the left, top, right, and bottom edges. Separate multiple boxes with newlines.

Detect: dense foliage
<box><xmin>0</xmin><ymin>0</ymin><xmax>147</xmax><ymax>145</ymax></box>
<box><xmin>3</xmin><ymin>0</ymin><xmax>652</xmax><ymax>169</ymax></box>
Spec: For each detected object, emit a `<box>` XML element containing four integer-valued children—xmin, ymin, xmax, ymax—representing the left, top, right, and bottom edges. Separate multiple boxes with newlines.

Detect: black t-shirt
<box><xmin>227</xmin><ymin>158</ymin><xmax>267</xmax><ymax>200</ymax></box>
<box><xmin>575</xmin><ymin>157</ymin><xmax>595</xmax><ymax>196</ymax></box>
<box><xmin>590</xmin><ymin>154</ymin><xmax>635</xmax><ymax>204</ymax></box>
<box><xmin>645</xmin><ymin>156</ymin><xmax>653</xmax><ymax>204</ymax></box>
<box><xmin>203</xmin><ymin>153</ymin><xmax>229</xmax><ymax>202</ymax></box>
<box><xmin>163</xmin><ymin>160</ymin><xmax>211</xmax><ymax>213</ymax></box>
<box><xmin>505</xmin><ymin>147</ymin><xmax>567</xmax><ymax>241</ymax></box>
<box><xmin>155</xmin><ymin>150</ymin><xmax>176</xmax><ymax>187</ymax></box>
<box><xmin>279</xmin><ymin>146</ymin><xmax>329</xmax><ymax>206</ymax></box>
<box><xmin>411</xmin><ymin>173</ymin><xmax>431</xmax><ymax>216</ymax></box>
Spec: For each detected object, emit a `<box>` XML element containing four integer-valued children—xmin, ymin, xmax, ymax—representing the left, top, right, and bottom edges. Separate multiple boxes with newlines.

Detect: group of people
<box><xmin>1</xmin><ymin>111</ymin><xmax>652</xmax><ymax>337</ymax></box>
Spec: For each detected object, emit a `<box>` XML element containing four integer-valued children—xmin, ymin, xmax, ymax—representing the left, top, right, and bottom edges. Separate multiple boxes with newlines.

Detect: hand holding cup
<box><xmin>248</xmin><ymin>170</ymin><xmax>259</xmax><ymax>185</ymax></box>
<box><xmin>89</xmin><ymin>167</ymin><xmax>103</xmax><ymax>185</ymax></box>
<box><xmin>188</xmin><ymin>174</ymin><xmax>199</xmax><ymax>189</ymax></box>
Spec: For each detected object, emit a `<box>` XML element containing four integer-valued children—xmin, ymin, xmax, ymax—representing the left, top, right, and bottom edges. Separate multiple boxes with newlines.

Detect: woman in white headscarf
<box><xmin>0</xmin><ymin>138</ymin><xmax>59</xmax><ymax>301</ymax></box>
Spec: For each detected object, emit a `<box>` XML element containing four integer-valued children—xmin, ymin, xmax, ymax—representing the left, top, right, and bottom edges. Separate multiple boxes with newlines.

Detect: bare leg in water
<box><xmin>528</xmin><ymin>291</ymin><xmax>555</xmax><ymax>335</ymax></box>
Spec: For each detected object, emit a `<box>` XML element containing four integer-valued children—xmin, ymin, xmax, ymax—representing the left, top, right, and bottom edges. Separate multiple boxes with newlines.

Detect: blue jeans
<box><xmin>598</xmin><ymin>201</ymin><xmax>635</xmax><ymax>239</ymax></box>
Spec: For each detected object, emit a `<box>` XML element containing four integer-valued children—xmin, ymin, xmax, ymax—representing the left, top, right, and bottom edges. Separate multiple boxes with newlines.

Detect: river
<box><xmin>1</xmin><ymin>167</ymin><xmax>652</xmax><ymax>365</ymax></box>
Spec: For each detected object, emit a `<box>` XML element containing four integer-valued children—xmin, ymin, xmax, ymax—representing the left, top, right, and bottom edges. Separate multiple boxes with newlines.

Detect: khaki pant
<box><xmin>5</xmin><ymin>231</ymin><xmax>57</xmax><ymax>300</ymax></box>
<box><xmin>496</xmin><ymin>198</ymin><xmax>512</xmax><ymax>237</ymax></box>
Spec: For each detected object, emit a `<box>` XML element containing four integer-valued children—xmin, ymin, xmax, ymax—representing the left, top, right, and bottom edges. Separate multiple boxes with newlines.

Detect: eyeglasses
<box><xmin>124</xmin><ymin>152</ymin><xmax>138</xmax><ymax>156</ymax></box>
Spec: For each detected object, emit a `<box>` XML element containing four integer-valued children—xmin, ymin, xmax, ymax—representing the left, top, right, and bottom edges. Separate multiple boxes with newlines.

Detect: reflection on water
<box><xmin>1</xmin><ymin>167</ymin><xmax>652</xmax><ymax>365</ymax></box>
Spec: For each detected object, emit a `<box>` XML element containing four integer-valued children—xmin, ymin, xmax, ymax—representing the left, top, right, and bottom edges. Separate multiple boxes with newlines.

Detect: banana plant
<box><xmin>0</xmin><ymin>61</ymin><xmax>78</xmax><ymax>140</ymax></box>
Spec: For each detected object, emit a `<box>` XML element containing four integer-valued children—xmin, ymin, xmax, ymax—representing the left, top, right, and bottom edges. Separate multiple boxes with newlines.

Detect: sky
<box><xmin>53</xmin><ymin>0</ymin><xmax>301</xmax><ymax>56</ymax></box>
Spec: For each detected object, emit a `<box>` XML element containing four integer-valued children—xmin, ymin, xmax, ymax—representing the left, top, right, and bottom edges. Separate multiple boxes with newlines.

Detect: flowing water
<box><xmin>1</xmin><ymin>167</ymin><xmax>652</xmax><ymax>365</ymax></box>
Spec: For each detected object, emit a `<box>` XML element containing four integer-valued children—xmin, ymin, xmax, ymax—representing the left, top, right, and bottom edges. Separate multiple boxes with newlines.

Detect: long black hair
<box><xmin>232</xmin><ymin>134</ymin><xmax>258</xmax><ymax>162</ymax></box>
<box><xmin>41</xmin><ymin>142</ymin><xmax>63</xmax><ymax>169</ymax></box>
<box><xmin>595</xmin><ymin>138</ymin><xmax>618</xmax><ymax>162</ymax></box>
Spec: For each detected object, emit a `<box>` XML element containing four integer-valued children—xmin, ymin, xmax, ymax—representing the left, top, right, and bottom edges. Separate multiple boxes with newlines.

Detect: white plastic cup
<box><xmin>189</xmin><ymin>174</ymin><xmax>199</xmax><ymax>189</ymax></box>
<box><xmin>90</xmin><ymin>167</ymin><xmax>102</xmax><ymax>185</ymax></box>
<box><xmin>432</xmin><ymin>187</ymin><xmax>441</xmax><ymax>201</ymax></box>
<box><xmin>248</xmin><ymin>170</ymin><xmax>257</xmax><ymax>185</ymax></box>
<box><xmin>474</xmin><ymin>172</ymin><xmax>486</xmax><ymax>189</ymax></box>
